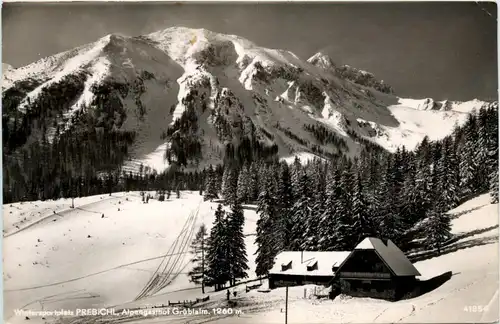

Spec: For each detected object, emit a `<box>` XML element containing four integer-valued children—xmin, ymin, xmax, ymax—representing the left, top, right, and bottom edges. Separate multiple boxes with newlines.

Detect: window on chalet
<box><xmin>307</xmin><ymin>261</ymin><xmax>318</xmax><ymax>271</ymax></box>
<box><xmin>281</xmin><ymin>261</ymin><xmax>292</xmax><ymax>271</ymax></box>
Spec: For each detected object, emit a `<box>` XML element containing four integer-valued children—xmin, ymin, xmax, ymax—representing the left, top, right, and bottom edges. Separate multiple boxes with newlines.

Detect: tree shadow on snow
<box><xmin>450</xmin><ymin>225</ymin><xmax>499</xmax><ymax>243</ymax></box>
<box><xmin>409</xmin><ymin>234</ymin><xmax>498</xmax><ymax>263</ymax></box>
<box><xmin>448</xmin><ymin>204</ymin><xmax>487</xmax><ymax>220</ymax></box>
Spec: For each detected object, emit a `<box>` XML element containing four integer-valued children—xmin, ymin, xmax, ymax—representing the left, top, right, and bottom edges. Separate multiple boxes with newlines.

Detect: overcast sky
<box><xmin>2</xmin><ymin>1</ymin><xmax>497</xmax><ymax>101</ymax></box>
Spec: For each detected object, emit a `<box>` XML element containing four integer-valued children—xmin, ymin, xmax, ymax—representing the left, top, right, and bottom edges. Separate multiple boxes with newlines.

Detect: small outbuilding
<box><xmin>268</xmin><ymin>251</ymin><xmax>351</xmax><ymax>289</ymax></box>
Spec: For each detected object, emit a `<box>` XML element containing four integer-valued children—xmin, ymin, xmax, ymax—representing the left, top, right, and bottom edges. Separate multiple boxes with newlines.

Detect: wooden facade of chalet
<box><xmin>268</xmin><ymin>238</ymin><xmax>421</xmax><ymax>301</ymax></box>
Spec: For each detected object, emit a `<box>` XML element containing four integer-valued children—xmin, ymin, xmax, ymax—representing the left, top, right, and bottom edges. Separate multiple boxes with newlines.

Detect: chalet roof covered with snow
<box><xmin>353</xmin><ymin>237</ymin><xmax>421</xmax><ymax>277</ymax></box>
<box><xmin>270</xmin><ymin>251</ymin><xmax>351</xmax><ymax>277</ymax></box>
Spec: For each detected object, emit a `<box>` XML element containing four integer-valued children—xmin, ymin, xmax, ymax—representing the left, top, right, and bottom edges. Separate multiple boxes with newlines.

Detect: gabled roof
<box><xmin>352</xmin><ymin>237</ymin><xmax>421</xmax><ymax>277</ymax></box>
<box><xmin>269</xmin><ymin>251</ymin><xmax>351</xmax><ymax>277</ymax></box>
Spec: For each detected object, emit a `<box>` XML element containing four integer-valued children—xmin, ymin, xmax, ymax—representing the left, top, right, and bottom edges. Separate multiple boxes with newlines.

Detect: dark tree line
<box><xmin>303</xmin><ymin>123</ymin><xmax>348</xmax><ymax>151</ymax></box>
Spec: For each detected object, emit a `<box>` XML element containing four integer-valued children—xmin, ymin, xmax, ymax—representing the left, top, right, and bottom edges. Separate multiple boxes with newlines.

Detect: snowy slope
<box><xmin>2</xmin><ymin>63</ymin><xmax>15</xmax><ymax>88</ymax></box>
<box><xmin>3</xmin><ymin>27</ymin><xmax>495</xmax><ymax>172</ymax></box>
<box><xmin>3</xmin><ymin>62</ymin><xmax>14</xmax><ymax>73</ymax></box>
<box><xmin>3</xmin><ymin>192</ymin><xmax>259</xmax><ymax>324</ymax></box>
<box><xmin>3</xmin><ymin>192</ymin><xmax>498</xmax><ymax>324</ymax></box>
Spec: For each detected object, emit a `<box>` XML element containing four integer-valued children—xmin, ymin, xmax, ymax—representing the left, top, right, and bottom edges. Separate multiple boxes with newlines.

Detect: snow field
<box><xmin>3</xmin><ymin>191</ymin><xmax>259</xmax><ymax>324</ymax></box>
<box><xmin>3</xmin><ymin>192</ymin><xmax>498</xmax><ymax>324</ymax></box>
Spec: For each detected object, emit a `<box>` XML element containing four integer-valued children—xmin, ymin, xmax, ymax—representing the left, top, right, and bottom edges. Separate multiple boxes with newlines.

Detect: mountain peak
<box><xmin>2</xmin><ymin>63</ymin><xmax>14</xmax><ymax>74</ymax></box>
<box><xmin>307</xmin><ymin>52</ymin><xmax>336</xmax><ymax>70</ymax></box>
<box><xmin>3</xmin><ymin>26</ymin><xmax>491</xmax><ymax>174</ymax></box>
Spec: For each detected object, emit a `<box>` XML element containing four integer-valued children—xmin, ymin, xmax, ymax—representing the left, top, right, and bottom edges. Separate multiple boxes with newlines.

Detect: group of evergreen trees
<box><xmin>198</xmin><ymin>105</ymin><xmax>498</xmax><ymax>278</ymax></box>
<box><xmin>196</xmin><ymin>203</ymin><xmax>249</xmax><ymax>291</ymax></box>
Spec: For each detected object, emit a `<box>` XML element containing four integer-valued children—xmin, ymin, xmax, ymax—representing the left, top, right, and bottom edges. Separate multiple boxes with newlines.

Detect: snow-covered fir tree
<box><xmin>435</xmin><ymin>136</ymin><xmax>460</xmax><ymax>213</ymax></box>
<box><xmin>486</xmin><ymin>105</ymin><xmax>499</xmax><ymax>203</ymax></box>
<box><xmin>277</xmin><ymin>162</ymin><xmax>293</xmax><ymax>249</ymax></box>
<box><xmin>221</xmin><ymin>166</ymin><xmax>238</xmax><ymax>205</ymax></box>
<box><xmin>236</xmin><ymin>164</ymin><xmax>250</xmax><ymax>203</ymax></box>
<box><xmin>255</xmin><ymin>172</ymin><xmax>281</xmax><ymax>277</ymax></box>
<box><xmin>205</xmin><ymin>204</ymin><xmax>230</xmax><ymax>290</ymax></box>
<box><xmin>489</xmin><ymin>166</ymin><xmax>499</xmax><ymax>204</ymax></box>
<box><xmin>227</xmin><ymin>202</ymin><xmax>249</xmax><ymax>285</ymax></box>
<box><xmin>350</xmin><ymin>171</ymin><xmax>374</xmax><ymax>245</ymax></box>
<box><xmin>458</xmin><ymin>112</ymin><xmax>480</xmax><ymax>198</ymax></box>
<box><xmin>248</xmin><ymin>162</ymin><xmax>260</xmax><ymax>202</ymax></box>
<box><xmin>290</xmin><ymin>171</ymin><xmax>313</xmax><ymax>250</ymax></box>
<box><xmin>290</xmin><ymin>156</ymin><xmax>303</xmax><ymax>200</ymax></box>
<box><xmin>424</xmin><ymin>209</ymin><xmax>452</xmax><ymax>254</ymax></box>
<box><xmin>203</xmin><ymin>165</ymin><xmax>219</xmax><ymax>201</ymax></box>
<box><xmin>187</xmin><ymin>224</ymin><xmax>208</xmax><ymax>293</ymax></box>
<box><xmin>301</xmin><ymin>160</ymin><xmax>327</xmax><ymax>250</ymax></box>
<box><xmin>318</xmin><ymin>169</ymin><xmax>337</xmax><ymax>250</ymax></box>
<box><xmin>377</xmin><ymin>156</ymin><xmax>406</xmax><ymax>246</ymax></box>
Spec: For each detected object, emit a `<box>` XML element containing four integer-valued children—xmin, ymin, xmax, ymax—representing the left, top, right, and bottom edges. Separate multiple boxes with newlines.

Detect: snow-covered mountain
<box><xmin>3</xmin><ymin>62</ymin><xmax>14</xmax><ymax>72</ymax></box>
<box><xmin>2</xmin><ymin>27</ymin><xmax>495</xmax><ymax>172</ymax></box>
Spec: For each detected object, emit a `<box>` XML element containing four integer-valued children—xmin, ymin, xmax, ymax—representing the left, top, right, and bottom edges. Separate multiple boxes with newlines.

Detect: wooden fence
<box><xmin>140</xmin><ymin>295</ymin><xmax>210</xmax><ymax>309</ymax></box>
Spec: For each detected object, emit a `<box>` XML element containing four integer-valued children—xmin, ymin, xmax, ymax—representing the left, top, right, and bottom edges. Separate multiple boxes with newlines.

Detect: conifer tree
<box><xmin>487</xmin><ymin>105</ymin><xmax>499</xmax><ymax>204</ymax></box>
<box><xmin>459</xmin><ymin>112</ymin><xmax>480</xmax><ymax>197</ymax></box>
<box><xmin>236</xmin><ymin>164</ymin><xmax>250</xmax><ymax>203</ymax></box>
<box><xmin>290</xmin><ymin>156</ymin><xmax>303</xmax><ymax>200</ymax></box>
<box><xmin>351</xmin><ymin>172</ymin><xmax>373</xmax><ymax>245</ymax></box>
<box><xmin>424</xmin><ymin>210</ymin><xmax>451</xmax><ymax>254</ymax></box>
<box><xmin>205</xmin><ymin>204</ymin><xmax>230</xmax><ymax>290</ymax></box>
<box><xmin>399</xmin><ymin>155</ymin><xmax>429</xmax><ymax>234</ymax></box>
<box><xmin>188</xmin><ymin>224</ymin><xmax>208</xmax><ymax>293</ymax></box>
<box><xmin>277</xmin><ymin>162</ymin><xmax>293</xmax><ymax>249</ymax></box>
<box><xmin>377</xmin><ymin>157</ymin><xmax>405</xmax><ymax>245</ymax></box>
<box><xmin>227</xmin><ymin>202</ymin><xmax>249</xmax><ymax>285</ymax></box>
<box><xmin>222</xmin><ymin>166</ymin><xmax>238</xmax><ymax>205</ymax></box>
<box><xmin>221</xmin><ymin>166</ymin><xmax>231</xmax><ymax>199</ymax></box>
<box><xmin>475</xmin><ymin>107</ymin><xmax>491</xmax><ymax>191</ymax></box>
<box><xmin>290</xmin><ymin>171</ymin><xmax>313</xmax><ymax>250</ymax></box>
<box><xmin>302</xmin><ymin>161</ymin><xmax>326</xmax><ymax>250</ymax></box>
<box><xmin>248</xmin><ymin>162</ymin><xmax>260</xmax><ymax>202</ymax></box>
<box><xmin>319</xmin><ymin>169</ymin><xmax>336</xmax><ymax>250</ymax></box>
<box><xmin>204</xmin><ymin>165</ymin><xmax>219</xmax><ymax>201</ymax></box>
<box><xmin>489</xmin><ymin>167</ymin><xmax>498</xmax><ymax>204</ymax></box>
<box><xmin>255</xmin><ymin>174</ymin><xmax>280</xmax><ymax>277</ymax></box>
<box><xmin>435</xmin><ymin>137</ymin><xmax>460</xmax><ymax>213</ymax></box>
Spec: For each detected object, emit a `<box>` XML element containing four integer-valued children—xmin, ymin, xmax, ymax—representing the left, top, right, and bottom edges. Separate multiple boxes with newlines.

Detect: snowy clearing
<box><xmin>3</xmin><ymin>192</ymin><xmax>498</xmax><ymax>324</ymax></box>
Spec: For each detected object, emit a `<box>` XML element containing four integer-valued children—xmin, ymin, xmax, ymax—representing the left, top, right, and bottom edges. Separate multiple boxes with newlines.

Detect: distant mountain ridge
<box><xmin>2</xmin><ymin>27</ymin><xmax>495</xmax><ymax>173</ymax></box>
